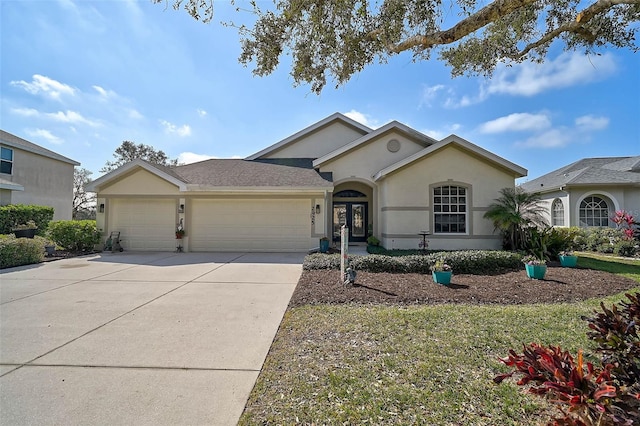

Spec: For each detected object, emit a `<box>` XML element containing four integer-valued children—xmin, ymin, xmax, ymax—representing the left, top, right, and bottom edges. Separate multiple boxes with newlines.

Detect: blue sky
<box><xmin>1</xmin><ymin>0</ymin><xmax>638</xmax><ymax>183</ymax></box>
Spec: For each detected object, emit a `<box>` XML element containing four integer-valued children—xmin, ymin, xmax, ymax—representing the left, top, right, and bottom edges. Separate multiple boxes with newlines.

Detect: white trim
<box><xmin>86</xmin><ymin>159</ymin><xmax>188</xmax><ymax>192</ymax></box>
<box><xmin>245</xmin><ymin>112</ymin><xmax>371</xmax><ymax>160</ymax></box>
<box><xmin>373</xmin><ymin>135</ymin><xmax>527</xmax><ymax>181</ymax></box>
<box><xmin>185</xmin><ymin>185</ymin><xmax>333</xmax><ymax>193</ymax></box>
<box><xmin>312</xmin><ymin>121</ymin><xmax>436</xmax><ymax>168</ymax></box>
<box><xmin>0</xmin><ymin>179</ymin><xmax>24</xmax><ymax>191</ymax></box>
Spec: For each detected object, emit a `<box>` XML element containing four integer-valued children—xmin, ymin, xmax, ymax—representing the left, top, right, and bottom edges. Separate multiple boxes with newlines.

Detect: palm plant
<box><xmin>483</xmin><ymin>187</ymin><xmax>548</xmax><ymax>250</ymax></box>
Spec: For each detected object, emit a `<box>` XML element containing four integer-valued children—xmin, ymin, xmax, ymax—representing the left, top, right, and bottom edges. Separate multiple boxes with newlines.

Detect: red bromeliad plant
<box><xmin>494</xmin><ymin>293</ymin><xmax>640</xmax><ymax>425</ymax></box>
<box><xmin>611</xmin><ymin>210</ymin><xmax>638</xmax><ymax>241</ymax></box>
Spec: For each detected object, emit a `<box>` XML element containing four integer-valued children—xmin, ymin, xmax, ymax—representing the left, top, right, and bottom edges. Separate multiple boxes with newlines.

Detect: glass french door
<box><xmin>332</xmin><ymin>203</ymin><xmax>368</xmax><ymax>242</ymax></box>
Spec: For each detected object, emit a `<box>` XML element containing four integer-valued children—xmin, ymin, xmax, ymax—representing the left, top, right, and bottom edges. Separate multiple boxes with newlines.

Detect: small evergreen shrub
<box><xmin>613</xmin><ymin>240</ymin><xmax>637</xmax><ymax>257</ymax></box>
<box><xmin>304</xmin><ymin>250</ymin><xmax>522</xmax><ymax>275</ymax></box>
<box><xmin>0</xmin><ymin>204</ymin><xmax>54</xmax><ymax>235</ymax></box>
<box><xmin>0</xmin><ymin>235</ymin><xmax>44</xmax><ymax>268</ymax></box>
<box><xmin>47</xmin><ymin>220</ymin><xmax>101</xmax><ymax>252</ymax></box>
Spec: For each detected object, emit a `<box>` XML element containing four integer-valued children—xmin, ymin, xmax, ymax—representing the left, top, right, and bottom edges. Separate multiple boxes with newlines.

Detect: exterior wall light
<box><xmin>99</xmin><ymin>203</ymin><xmax>105</xmax><ymax>213</ymax></box>
<box><xmin>178</xmin><ymin>204</ymin><xmax>185</xmax><ymax>213</ymax></box>
<box><xmin>316</xmin><ymin>204</ymin><xmax>321</xmax><ymax>214</ymax></box>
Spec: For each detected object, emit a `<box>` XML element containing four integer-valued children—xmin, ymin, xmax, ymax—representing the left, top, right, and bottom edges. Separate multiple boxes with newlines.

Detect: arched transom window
<box><xmin>433</xmin><ymin>185</ymin><xmax>467</xmax><ymax>233</ymax></box>
<box><xmin>552</xmin><ymin>198</ymin><xmax>564</xmax><ymax>226</ymax></box>
<box><xmin>579</xmin><ymin>196</ymin><xmax>609</xmax><ymax>227</ymax></box>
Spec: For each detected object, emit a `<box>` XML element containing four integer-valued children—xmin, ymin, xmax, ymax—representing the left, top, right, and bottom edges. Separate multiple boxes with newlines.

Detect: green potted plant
<box><xmin>12</xmin><ymin>220</ymin><xmax>37</xmax><ymax>239</ymax></box>
<box><xmin>431</xmin><ymin>258</ymin><xmax>452</xmax><ymax>285</ymax></box>
<box><xmin>558</xmin><ymin>250</ymin><xmax>578</xmax><ymax>267</ymax></box>
<box><xmin>319</xmin><ymin>236</ymin><xmax>330</xmax><ymax>253</ymax></box>
<box><xmin>367</xmin><ymin>235</ymin><xmax>380</xmax><ymax>247</ymax></box>
<box><xmin>522</xmin><ymin>255</ymin><xmax>547</xmax><ymax>279</ymax></box>
<box><xmin>175</xmin><ymin>224</ymin><xmax>185</xmax><ymax>239</ymax></box>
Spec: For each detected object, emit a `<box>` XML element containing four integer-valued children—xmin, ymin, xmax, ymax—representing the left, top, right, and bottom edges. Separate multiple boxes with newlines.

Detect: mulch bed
<box><xmin>291</xmin><ymin>263</ymin><xmax>639</xmax><ymax>307</ymax></box>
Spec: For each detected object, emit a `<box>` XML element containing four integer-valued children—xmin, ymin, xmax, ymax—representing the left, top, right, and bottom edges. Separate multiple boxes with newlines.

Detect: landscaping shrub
<box><xmin>47</xmin><ymin>220</ymin><xmax>101</xmax><ymax>252</ymax></box>
<box><xmin>495</xmin><ymin>293</ymin><xmax>640</xmax><ymax>425</ymax></box>
<box><xmin>304</xmin><ymin>250</ymin><xmax>522</xmax><ymax>275</ymax></box>
<box><xmin>0</xmin><ymin>235</ymin><xmax>45</xmax><ymax>268</ymax></box>
<box><xmin>614</xmin><ymin>240</ymin><xmax>637</xmax><ymax>257</ymax></box>
<box><xmin>0</xmin><ymin>204</ymin><xmax>54</xmax><ymax>235</ymax></box>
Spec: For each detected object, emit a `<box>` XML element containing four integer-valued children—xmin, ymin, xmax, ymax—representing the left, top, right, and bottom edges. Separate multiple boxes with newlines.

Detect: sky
<box><xmin>1</xmin><ymin>0</ymin><xmax>639</xmax><ymax>184</ymax></box>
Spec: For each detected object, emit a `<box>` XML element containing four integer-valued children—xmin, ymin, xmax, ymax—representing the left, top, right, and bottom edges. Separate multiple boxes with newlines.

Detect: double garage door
<box><xmin>190</xmin><ymin>199</ymin><xmax>311</xmax><ymax>251</ymax></box>
<box><xmin>109</xmin><ymin>198</ymin><xmax>312</xmax><ymax>252</ymax></box>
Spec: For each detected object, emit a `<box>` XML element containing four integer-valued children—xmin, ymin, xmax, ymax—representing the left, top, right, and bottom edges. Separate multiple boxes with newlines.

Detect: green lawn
<box><xmin>239</xmin><ymin>254</ymin><xmax>640</xmax><ymax>425</ymax></box>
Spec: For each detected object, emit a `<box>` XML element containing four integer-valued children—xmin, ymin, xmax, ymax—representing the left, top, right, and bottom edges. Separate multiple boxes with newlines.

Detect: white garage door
<box><xmin>110</xmin><ymin>198</ymin><xmax>176</xmax><ymax>251</ymax></box>
<box><xmin>190</xmin><ymin>199</ymin><xmax>311</xmax><ymax>251</ymax></box>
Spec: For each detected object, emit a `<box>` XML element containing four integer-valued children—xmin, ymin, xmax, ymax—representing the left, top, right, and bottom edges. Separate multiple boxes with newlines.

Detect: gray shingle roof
<box><xmin>0</xmin><ymin>130</ymin><xmax>80</xmax><ymax>165</ymax></box>
<box><xmin>521</xmin><ymin>156</ymin><xmax>640</xmax><ymax>192</ymax></box>
<box><xmin>172</xmin><ymin>158</ymin><xmax>333</xmax><ymax>187</ymax></box>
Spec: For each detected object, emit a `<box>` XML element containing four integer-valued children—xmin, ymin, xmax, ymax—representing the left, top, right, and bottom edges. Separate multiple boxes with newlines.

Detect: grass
<box><xmin>239</xmin><ymin>254</ymin><xmax>640</xmax><ymax>425</ymax></box>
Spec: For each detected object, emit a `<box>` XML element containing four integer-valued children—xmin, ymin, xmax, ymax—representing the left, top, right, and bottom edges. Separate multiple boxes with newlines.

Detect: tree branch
<box><xmin>516</xmin><ymin>0</ymin><xmax>640</xmax><ymax>58</ymax></box>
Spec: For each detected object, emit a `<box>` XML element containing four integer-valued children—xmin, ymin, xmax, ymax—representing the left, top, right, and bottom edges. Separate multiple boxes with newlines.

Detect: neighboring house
<box><xmin>87</xmin><ymin>113</ymin><xmax>526</xmax><ymax>252</ymax></box>
<box><xmin>0</xmin><ymin>130</ymin><xmax>79</xmax><ymax>220</ymax></box>
<box><xmin>521</xmin><ymin>156</ymin><xmax>640</xmax><ymax>228</ymax></box>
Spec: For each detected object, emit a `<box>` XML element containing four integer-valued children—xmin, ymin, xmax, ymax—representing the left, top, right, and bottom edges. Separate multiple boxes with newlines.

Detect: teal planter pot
<box><xmin>432</xmin><ymin>271</ymin><xmax>452</xmax><ymax>285</ymax></box>
<box><xmin>525</xmin><ymin>264</ymin><xmax>547</xmax><ymax>280</ymax></box>
<box><xmin>319</xmin><ymin>239</ymin><xmax>330</xmax><ymax>253</ymax></box>
<box><xmin>559</xmin><ymin>255</ymin><xmax>578</xmax><ymax>267</ymax></box>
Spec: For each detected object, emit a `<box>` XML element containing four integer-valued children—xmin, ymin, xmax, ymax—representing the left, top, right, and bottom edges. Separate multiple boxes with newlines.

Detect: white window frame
<box><xmin>551</xmin><ymin>198</ymin><xmax>565</xmax><ymax>226</ymax></box>
<box><xmin>0</xmin><ymin>146</ymin><xmax>13</xmax><ymax>175</ymax></box>
<box><xmin>432</xmin><ymin>184</ymin><xmax>468</xmax><ymax>234</ymax></box>
<box><xmin>579</xmin><ymin>195</ymin><xmax>610</xmax><ymax>227</ymax></box>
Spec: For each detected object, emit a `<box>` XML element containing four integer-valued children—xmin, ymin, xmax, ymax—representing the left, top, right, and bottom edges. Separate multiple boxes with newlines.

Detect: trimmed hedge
<box><xmin>47</xmin><ymin>220</ymin><xmax>101</xmax><ymax>252</ymax></box>
<box><xmin>0</xmin><ymin>204</ymin><xmax>54</xmax><ymax>235</ymax></box>
<box><xmin>0</xmin><ymin>235</ymin><xmax>45</xmax><ymax>269</ymax></box>
<box><xmin>304</xmin><ymin>250</ymin><xmax>523</xmax><ymax>275</ymax></box>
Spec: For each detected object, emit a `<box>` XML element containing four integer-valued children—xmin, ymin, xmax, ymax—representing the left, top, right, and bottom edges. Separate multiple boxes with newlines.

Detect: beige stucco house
<box><xmin>87</xmin><ymin>113</ymin><xmax>526</xmax><ymax>252</ymax></box>
<box><xmin>0</xmin><ymin>130</ymin><xmax>79</xmax><ymax>220</ymax></box>
<box><xmin>521</xmin><ymin>156</ymin><xmax>640</xmax><ymax>227</ymax></box>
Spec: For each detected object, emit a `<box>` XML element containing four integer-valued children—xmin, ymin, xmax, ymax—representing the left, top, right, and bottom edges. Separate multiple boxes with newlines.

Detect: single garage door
<box><xmin>190</xmin><ymin>199</ymin><xmax>311</xmax><ymax>251</ymax></box>
<box><xmin>110</xmin><ymin>198</ymin><xmax>176</xmax><ymax>251</ymax></box>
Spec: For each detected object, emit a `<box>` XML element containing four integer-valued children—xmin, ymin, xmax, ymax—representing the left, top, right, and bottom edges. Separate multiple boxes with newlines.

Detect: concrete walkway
<box><xmin>0</xmin><ymin>252</ymin><xmax>304</xmax><ymax>425</ymax></box>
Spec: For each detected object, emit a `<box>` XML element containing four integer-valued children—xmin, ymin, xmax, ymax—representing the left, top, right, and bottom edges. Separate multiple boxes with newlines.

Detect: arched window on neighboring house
<box><xmin>579</xmin><ymin>196</ymin><xmax>610</xmax><ymax>227</ymax></box>
<box><xmin>551</xmin><ymin>198</ymin><xmax>564</xmax><ymax>226</ymax></box>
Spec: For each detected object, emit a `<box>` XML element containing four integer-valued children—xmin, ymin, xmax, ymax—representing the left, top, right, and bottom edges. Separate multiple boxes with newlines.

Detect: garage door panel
<box><xmin>190</xmin><ymin>199</ymin><xmax>311</xmax><ymax>251</ymax></box>
<box><xmin>110</xmin><ymin>199</ymin><xmax>176</xmax><ymax>251</ymax></box>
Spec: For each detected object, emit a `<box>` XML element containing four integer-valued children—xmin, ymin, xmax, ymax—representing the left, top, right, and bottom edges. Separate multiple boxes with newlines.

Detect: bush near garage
<box><xmin>0</xmin><ymin>234</ymin><xmax>45</xmax><ymax>269</ymax></box>
<box><xmin>0</xmin><ymin>204</ymin><xmax>54</xmax><ymax>235</ymax></box>
<box><xmin>304</xmin><ymin>250</ymin><xmax>522</xmax><ymax>275</ymax></box>
<box><xmin>47</xmin><ymin>220</ymin><xmax>101</xmax><ymax>252</ymax></box>
<box><xmin>571</xmin><ymin>226</ymin><xmax>638</xmax><ymax>257</ymax></box>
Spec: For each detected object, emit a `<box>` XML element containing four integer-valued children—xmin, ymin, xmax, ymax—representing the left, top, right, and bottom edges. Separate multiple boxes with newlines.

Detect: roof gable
<box><xmin>312</xmin><ymin>121</ymin><xmax>436</xmax><ymax>168</ymax></box>
<box><xmin>0</xmin><ymin>129</ymin><xmax>79</xmax><ymax>166</ymax></box>
<box><xmin>86</xmin><ymin>159</ymin><xmax>187</xmax><ymax>192</ymax></box>
<box><xmin>246</xmin><ymin>113</ymin><xmax>371</xmax><ymax>160</ymax></box>
<box><xmin>373</xmin><ymin>135</ymin><xmax>526</xmax><ymax>181</ymax></box>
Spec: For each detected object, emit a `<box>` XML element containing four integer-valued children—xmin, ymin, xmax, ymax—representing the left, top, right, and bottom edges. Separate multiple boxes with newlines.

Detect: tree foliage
<box><xmin>101</xmin><ymin>141</ymin><xmax>178</xmax><ymax>173</ymax></box>
<box><xmin>73</xmin><ymin>168</ymin><xmax>96</xmax><ymax>220</ymax></box>
<box><xmin>153</xmin><ymin>0</ymin><xmax>640</xmax><ymax>92</ymax></box>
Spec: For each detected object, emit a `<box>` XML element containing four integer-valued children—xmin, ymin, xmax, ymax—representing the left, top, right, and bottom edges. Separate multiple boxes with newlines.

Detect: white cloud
<box><xmin>10</xmin><ymin>74</ymin><xmax>76</xmax><ymax>100</ymax></box>
<box><xmin>25</xmin><ymin>128</ymin><xmax>63</xmax><ymax>145</ymax></box>
<box><xmin>575</xmin><ymin>115</ymin><xmax>609</xmax><ymax>131</ymax></box>
<box><xmin>197</xmin><ymin>109</ymin><xmax>207</xmax><ymax>117</ymax></box>
<box><xmin>10</xmin><ymin>107</ymin><xmax>39</xmax><ymax>117</ymax></box>
<box><xmin>129</xmin><ymin>109</ymin><xmax>144</xmax><ymax>119</ymax></box>
<box><xmin>92</xmin><ymin>85</ymin><xmax>117</xmax><ymax>99</ymax></box>
<box><xmin>422</xmin><ymin>129</ymin><xmax>446</xmax><ymax>140</ymax></box>
<box><xmin>343</xmin><ymin>110</ymin><xmax>380</xmax><ymax>128</ymax></box>
<box><xmin>479</xmin><ymin>113</ymin><xmax>551</xmax><ymax>134</ymax></box>
<box><xmin>160</xmin><ymin>120</ymin><xmax>191</xmax><ymax>137</ymax></box>
<box><xmin>178</xmin><ymin>152</ymin><xmax>217</xmax><ymax>164</ymax></box>
<box><xmin>516</xmin><ymin>129</ymin><xmax>573</xmax><ymax>149</ymax></box>
<box><xmin>420</xmin><ymin>84</ymin><xmax>445</xmax><ymax>107</ymax></box>
<box><xmin>45</xmin><ymin>110</ymin><xmax>100</xmax><ymax>126</ymax></box>
<box><xmin>488</xmin><ymin>52</ymin><xmax>617</xmax><ymax>97</ymax></box>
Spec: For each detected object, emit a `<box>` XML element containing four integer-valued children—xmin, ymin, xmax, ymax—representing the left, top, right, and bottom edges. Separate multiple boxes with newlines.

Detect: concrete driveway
<box><xmin>0</xmin><ymin>252</ymin><xmax>304</xmax><ymax>425</ymax></box>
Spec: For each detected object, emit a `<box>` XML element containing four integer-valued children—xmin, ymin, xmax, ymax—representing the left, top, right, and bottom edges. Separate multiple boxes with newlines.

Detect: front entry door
<box><xmin>333</xmin><ymin>203</ymin><xmax>368</xmax><ymax>242</ymax></box>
